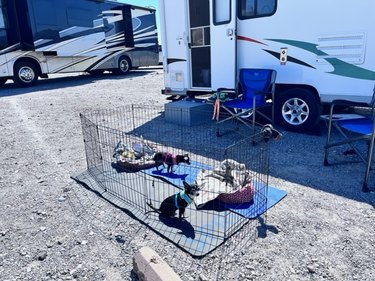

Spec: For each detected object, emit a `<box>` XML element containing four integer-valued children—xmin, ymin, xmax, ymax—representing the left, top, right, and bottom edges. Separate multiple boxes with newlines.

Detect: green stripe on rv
<box><xmin>268</xmin><ymin>39</ymin><xmax>375</xmax><ymax>81</ymax></box>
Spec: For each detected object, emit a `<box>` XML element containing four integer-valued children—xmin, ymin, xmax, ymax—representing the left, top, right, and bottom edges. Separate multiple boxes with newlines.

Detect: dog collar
<box><xmin>174</xmin><ymin>193</ymin><xmax>179</xmax><ymax>209</ymax></box>
<box><xmin>174</xmin><ymin>191</ymin><xmax>192</xmax><ymax>208</ymax></box>
<box><xmin>180</xmin><ymin>191</ymin><xmax>192</xmax><ymax>204</ymax></box>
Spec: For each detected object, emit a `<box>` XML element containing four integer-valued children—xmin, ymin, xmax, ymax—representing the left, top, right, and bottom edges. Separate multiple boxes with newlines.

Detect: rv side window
<box><xmin>66</xmin><ymin>7</ymin><xmax>95</xmax><ymax>27</ymax></box>
<box><xmin>0</xmin><ymin>3</ymin><xmax>7</xmax><ymax>51</ymax></box>
<box><xmin>238</xmin><ymin>0</ymin><xmax>277</xmax><ymax>19</ymax></box>
<box><xmin>213</xmin><ymin>0</ymin><xmax>231</xmax><ymax>25</ymax></box>
<box><xmin>0</xmin><ymin>4</ymin><xmax>5</xmax><ymax>29</ymax></box>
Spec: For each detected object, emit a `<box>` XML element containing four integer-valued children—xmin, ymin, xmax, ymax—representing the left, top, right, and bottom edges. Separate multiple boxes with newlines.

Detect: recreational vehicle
<box><xmin>0</xmin><ymin>0</ymin><xmax>159</xmax><ymax>87</ymax></box>
<box><xmin>159</xmin><ymin>0</ymin><xmax>375</xmax><ymax>132</ymax></box>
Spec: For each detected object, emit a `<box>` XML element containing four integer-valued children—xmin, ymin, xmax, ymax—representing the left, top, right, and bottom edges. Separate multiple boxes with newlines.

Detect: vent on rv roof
<box><xmin>316</xmin><ymin>33</ymin><xmax>365</xmax><ymax>65</ymax></box>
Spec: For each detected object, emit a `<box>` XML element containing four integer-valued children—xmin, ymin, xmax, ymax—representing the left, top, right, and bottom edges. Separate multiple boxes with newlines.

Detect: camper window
<box><xmin>191</xmin><ymin>26</ymin><xmax>210</xmax><ymax>47</ymax></box>
<box><xmin>213</xmin><ymin>0</ymin><xmax>231</xmax><ymax>25</ymax></box>
<box><xmin>239</xmin><ymin>0</ymin><xmax>277</xmax><ymax>19</ymax></box>
<box><xmin>191</xmin><ymin>28</ymin><xmax>204</xmax><ymax>46</ymax></box>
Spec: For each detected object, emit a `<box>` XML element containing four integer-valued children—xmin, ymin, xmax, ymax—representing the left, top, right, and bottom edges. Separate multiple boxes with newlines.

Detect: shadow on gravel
<box><xmin>257</xmin><ymin>216</ymin><xmax>279</xmax><ymax>238</ymax></box>
<box><xmin>0</xmin><ymin>69</ymin><xmax>158</xmax><ymax>98</ymax></box>
<box><xmin>268</xmin><ymin>120</ymin><xmax>375</xmax><ymax>208</ymax></box>
<box><xmin>131</xmin><ymin>116</ymin><xmax>375</xmax><ymax>208</ymax></box>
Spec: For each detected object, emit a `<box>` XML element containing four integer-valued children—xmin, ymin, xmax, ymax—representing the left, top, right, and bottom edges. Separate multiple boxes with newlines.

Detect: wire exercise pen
<box><xmin>74</xmin><ymin>104</ymin><xmax>279</xmax><ymax>257</ymax></box>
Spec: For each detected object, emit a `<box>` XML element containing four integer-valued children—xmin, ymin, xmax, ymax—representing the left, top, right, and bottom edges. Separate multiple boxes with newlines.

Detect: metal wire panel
<box><xmin>79</xmin><ymin>104</ymin><xmax>272</xmax><ymax>256</ymax></box>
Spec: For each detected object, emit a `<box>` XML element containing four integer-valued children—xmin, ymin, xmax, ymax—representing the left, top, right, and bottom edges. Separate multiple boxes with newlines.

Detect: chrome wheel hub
<box><xmin>19</xmin><ymin>67</ymin><xmax>35</xmax><ymax>83</ymax></box>
<box><xmin>282</xmin><ymin>97</ymin><xmax>309</xmax><ymax>125</ymax></box>
<box><xmin>120</xmin><ymin>60</ymin><xmax>129</xmax><ymax>72</ymax></box>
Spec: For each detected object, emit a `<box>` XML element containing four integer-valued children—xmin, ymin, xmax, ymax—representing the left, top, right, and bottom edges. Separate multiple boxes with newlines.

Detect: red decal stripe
<box><xmin>237</xmin><ymin>35</ymin><xmax>267</xmax><ymax>46</ymax></box>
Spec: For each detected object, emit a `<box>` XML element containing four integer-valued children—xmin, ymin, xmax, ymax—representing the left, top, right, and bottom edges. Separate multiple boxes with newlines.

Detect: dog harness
<box><xmin>174</xmin><ymin>191</ymin><xmax>192</xmax><ymax>208</ymax></box>
<box><xmin>163</xmin><ymin>153</ymin><xmax>176</xmax><ymax>165</ymax></box>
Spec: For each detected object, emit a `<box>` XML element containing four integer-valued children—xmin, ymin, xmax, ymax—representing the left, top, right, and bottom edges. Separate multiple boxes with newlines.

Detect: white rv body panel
<box><xmin>236</xmin><ymin>0</ymin><xmax>375</xmax><ymax>103</ymax></box>
<box><xmin>159</xmin><ymin>0</ymin><xmax>190</xmax><ymax>93</ymax></box>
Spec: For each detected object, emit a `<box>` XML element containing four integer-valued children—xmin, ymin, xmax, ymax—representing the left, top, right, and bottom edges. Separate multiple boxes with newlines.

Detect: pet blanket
<box><xmin>195</xmin><ymin>159</ymin><xmax>255</xmax><ymax>207</ymax></box>
<box><xmin>112</xmin><ymin>140</ymin><xmax>157</xmax><ymax>172</ymax></box>
<box><xmin>223</xmin><ymin>185</ymin><xmax>288</xmax><ymax>218</ymax></box>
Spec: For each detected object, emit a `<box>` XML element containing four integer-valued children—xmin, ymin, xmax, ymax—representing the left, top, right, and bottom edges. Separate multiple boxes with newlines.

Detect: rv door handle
<box><xmin>227</xmin><ymin>29</ymin><xmax>234</xmax><ymax>37</ymax></box>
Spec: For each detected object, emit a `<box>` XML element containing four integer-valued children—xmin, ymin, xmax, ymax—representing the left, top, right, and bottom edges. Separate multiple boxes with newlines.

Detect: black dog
<box><xmin>153</xmin><ymin>152</ymin><xmax>190</xmax><ymax>173</ymax></box>
<box><xmin>147</xmin><ymin>181</ymin><xmax>200</xmax><ymax>219</ymax></box>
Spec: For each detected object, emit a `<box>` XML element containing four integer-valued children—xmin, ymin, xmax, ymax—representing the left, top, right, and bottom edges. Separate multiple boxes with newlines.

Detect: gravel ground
<box><xmin>0</xmin><ymin>67</ymin><xmax>374</xmax><ymax>281</ymax></box>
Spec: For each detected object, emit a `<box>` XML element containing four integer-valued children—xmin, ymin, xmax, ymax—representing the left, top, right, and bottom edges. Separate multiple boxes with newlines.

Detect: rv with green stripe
<box><xmin>159</xmin><ymin>0</ymin><xmax>375</xmax><ymax>132</ymax></box>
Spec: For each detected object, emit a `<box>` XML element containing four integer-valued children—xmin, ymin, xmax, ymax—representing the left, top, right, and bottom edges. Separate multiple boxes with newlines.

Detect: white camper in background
<box><xmin>158</xmin><ymin>0</ymin><xmax>375</xmax><ymax>132</ymax></box>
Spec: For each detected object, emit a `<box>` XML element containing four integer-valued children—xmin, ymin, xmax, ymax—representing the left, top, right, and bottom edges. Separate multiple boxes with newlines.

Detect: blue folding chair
<box><xmin>323</xmin><ymin>86</ymin><xmax>375</xmax><ymax>192</ymax></box>
<box><xmin>216</xmin><ymin>68</ymin><xmax>277</xmax><ymax>137</ymax></box>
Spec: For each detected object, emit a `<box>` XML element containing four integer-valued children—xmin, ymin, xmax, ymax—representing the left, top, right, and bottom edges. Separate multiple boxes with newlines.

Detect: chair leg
<box><xmin>323</xmin><ymin>105</ymin><xmax>335</xmax><ymax>166</ymax></box>
<box><xmin>362</xmin><ymin>183</ymin><xmax>371</xmax><ymax>193</ymax></box>
<box><xmin>362</xmin><ymin>127</ymin><xmax>375</xmax><ymax>192</ymax></box>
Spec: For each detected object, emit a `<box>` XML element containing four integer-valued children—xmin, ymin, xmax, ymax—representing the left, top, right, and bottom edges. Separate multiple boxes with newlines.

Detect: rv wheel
<box><xmin>13</xmin><ymin>61</ymin><xmax>38</xmax><ymax>87</ymax></box>
<box><xmin>113</xmin><ymin>56</ymin><xmax>131</xmax><ymax>75</ymax></box>
<box><xmin>275</xmin><ymin>88</ymin><xmax>321</xmax><ymax>132</ymax></box>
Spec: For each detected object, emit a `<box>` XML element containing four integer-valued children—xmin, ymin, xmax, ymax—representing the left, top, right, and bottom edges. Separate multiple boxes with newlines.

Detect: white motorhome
<box><xmin>0</xmin><ymin>0</ymin><xmax>159</xmax><ymax>87</ymax></box>
<box><xmin>158</xmin><ymin>0</ymin><xmax>375</xmax><ymax>132</ymax></box>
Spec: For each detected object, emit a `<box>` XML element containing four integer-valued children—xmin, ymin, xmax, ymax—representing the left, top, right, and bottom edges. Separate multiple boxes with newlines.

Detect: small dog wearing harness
<box><xmin>153</xmin><ymin>152</ymin><xmax>190</xmax><ymax>173</ymax></box>
<box><xmin>146</xmin><ymin>181</ymin><xmax>200</xmax><ymax>219</ymax></box>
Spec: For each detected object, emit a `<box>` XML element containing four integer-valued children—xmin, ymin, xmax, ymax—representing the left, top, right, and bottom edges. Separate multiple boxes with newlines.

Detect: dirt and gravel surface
<box><xmin>1</xmin><ymin>67</ymin><xmax>374</xmax><ymax>281</ymax></box>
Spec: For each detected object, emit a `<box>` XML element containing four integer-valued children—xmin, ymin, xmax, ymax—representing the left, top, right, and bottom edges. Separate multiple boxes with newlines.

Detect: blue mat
<box><xmin>143</xmin><ymin>160</ymin><xmax>211</xmax><ymax>188</ymax></box>
<box><xmin>222</xmin><ymin>185</ymin><xmax>287</xmax><ymax>218</ymax></box>
<box><xmin>143</xmin><ymin>161</ymin><xmax>287</xmax><ymax>218</ymax></box>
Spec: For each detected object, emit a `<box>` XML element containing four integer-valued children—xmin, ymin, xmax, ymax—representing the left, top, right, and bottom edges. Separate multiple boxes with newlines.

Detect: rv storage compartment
<box><xmin>165</xmin><ymin>100</ymin><xmax>212</xmax><ymax>126</ymax></box>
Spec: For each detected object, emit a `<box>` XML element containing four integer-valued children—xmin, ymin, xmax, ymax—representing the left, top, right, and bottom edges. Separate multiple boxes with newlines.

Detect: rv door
<box><xmin>188</xmin><ymin>0</ymin><xmax>211</xmax><ymax>89</ymax></box>
<box><xmin>160</xmin><ymin>0</ymin><xmax>189</xmax><ymax>93</ymax></box>
<box><xmin>210</xmin><ymin>0</ymin><xmax>236</xmax><ymax>90</ymax></box>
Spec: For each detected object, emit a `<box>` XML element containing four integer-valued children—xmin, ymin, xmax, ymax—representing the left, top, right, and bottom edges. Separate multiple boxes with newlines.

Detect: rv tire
<box><xmin>275</xmin><ymin>88</ymin><xmax>321</xmax><ymax>132</ymax></box>
<box><xmin>89</xmin><ymin>70</ymin><xmax>104</xmax><ymax>76</ymax></box>
<box><xmin>13</xmin><ymin>61</ymin><xmax>39</xmax><ymax>87</ymax></box>
<box><xmin>0</xmin><ymin>78</ymin><xmax>7</xmax><ymax>86</ymax></box>
<box><xmin>113</xmin><ymin>56</ymin><xmax>131</xmax><ymax>75</ymax></box>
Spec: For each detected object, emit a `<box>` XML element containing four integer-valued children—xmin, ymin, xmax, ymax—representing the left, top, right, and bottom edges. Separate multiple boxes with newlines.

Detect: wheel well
<box><xmin>14</xmin><ymin>57</ymin><xmax>41</xmax><ymax>76</ymax></box>
<box><xmin>275</xmin><ymin>84</ymin><xmax>320</xmax><ymax>103</ymax></box>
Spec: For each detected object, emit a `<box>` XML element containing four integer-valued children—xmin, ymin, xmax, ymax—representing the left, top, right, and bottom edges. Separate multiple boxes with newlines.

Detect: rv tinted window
<box><xmin>0</xmin><ymin>4</ymin><xmax>5</xmax><ymax>29</ymax></box>
<box><xmin>67</xmin><ymin>7</ymin><xmax>95</xmax><ymax>27</ymax></box>
<box><xmin>34</xmin><ymin>0</ymin><xmax>57</xmax><ymax>26</ymax></box>
<box><xmin>239</xmin><ymin>0</ymin><xmax>276</xmax><ymax>19</ymax></box>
